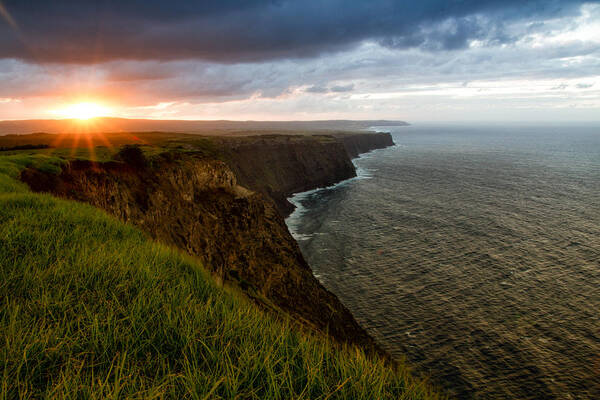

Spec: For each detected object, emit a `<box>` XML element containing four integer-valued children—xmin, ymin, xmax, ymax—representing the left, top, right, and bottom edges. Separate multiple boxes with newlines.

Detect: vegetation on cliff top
<box><xmin>0</xmin><ymin>154</ymin><xmax>440</xmax><ymax>399</ymax></box>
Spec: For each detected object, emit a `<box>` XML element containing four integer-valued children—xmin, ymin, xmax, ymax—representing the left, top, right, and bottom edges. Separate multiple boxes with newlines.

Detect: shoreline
<box><xmin>285</xmin><ymin>142</ymin><xmax>395</xmax><ymax>240</ymax></box>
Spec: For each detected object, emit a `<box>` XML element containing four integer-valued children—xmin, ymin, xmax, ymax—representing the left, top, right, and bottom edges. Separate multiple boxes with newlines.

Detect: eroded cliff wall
<box><xmin>334</xmin><ymin>132</ymin><xmax>395</xmax><ymax>158</ymax></box>
<box><xmin>219</xmin><ymin>132</ymin><xmax>394</xmax><ymax>215</ymax></box>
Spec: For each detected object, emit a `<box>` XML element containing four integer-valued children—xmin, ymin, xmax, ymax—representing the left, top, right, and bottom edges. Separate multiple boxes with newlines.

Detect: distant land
<box><xmin>0</xmin><ymin>118</ymin><xmax>409</xmax><ymax>135</ymax></box>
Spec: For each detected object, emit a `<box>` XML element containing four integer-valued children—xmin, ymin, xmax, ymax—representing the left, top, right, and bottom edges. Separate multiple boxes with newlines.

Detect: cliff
<box><xmin>334</xmin><ymin>131</ymin><xmax>395</xmax><ymax>158</ymax></box>
<box><xmin>20</xmin><ymin>132</ymin><xmax>394</xmax><ymax>352</ymax></box>
<box><xmin>218</xmin><ymin>132</ymin><xmax>394</xmax><ymax>216</ymax></box>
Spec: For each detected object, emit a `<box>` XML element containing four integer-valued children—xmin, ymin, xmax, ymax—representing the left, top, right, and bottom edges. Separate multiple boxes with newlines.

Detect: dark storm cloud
<box><xmin>0</xmin><ymin>0</ymin><xmax>590</xmax><ymax>64</ymax></box>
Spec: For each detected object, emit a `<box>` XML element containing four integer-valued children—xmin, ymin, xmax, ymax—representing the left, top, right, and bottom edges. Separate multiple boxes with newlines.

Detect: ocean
<box><xmin>285</xmin><ymin>124</ymin><xmax>600</xmax><ymax>399</ymax></box>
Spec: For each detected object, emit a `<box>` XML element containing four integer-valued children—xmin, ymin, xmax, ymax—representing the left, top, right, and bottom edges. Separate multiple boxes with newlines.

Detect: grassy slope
<box><xmin>0</xmin><ymin>154</ymin><xmax>440</xmax><ymax>399</ymax></box>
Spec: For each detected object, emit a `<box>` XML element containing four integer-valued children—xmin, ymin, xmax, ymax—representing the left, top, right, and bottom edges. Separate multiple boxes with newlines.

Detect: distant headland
<box><xmin>0</xmin><ymin>118</ymin><xmax>409</xmax><ymax>136</ymax></box>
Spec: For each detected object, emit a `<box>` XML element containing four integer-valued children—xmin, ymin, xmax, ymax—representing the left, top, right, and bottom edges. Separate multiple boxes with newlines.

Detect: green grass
<box><xmin>0</xmin><ymin>156</ymin><xmax>441</xmax><ymax>399</ymax></box>
<box><xmin>0</xmin><ymin>154</ymin><xmax>64</xmax><ymax>194</ymax></box>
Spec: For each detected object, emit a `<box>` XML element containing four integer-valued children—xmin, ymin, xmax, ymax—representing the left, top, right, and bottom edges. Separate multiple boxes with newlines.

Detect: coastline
<box><xmin>15</xmin><ymin>130</ymin><xmax>397</xmax><ymax>353</ymax></box>
<box><xmin>285</xmin><ymin>141</ymin><xmax>395</xmax><ymax>240</ymax></box>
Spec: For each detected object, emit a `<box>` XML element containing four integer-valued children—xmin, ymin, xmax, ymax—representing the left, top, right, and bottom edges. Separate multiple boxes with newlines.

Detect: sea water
<box><xmin>286</xmin><ymin>124</ymin><xmax>600</xmax><ymax>399</ymax></box>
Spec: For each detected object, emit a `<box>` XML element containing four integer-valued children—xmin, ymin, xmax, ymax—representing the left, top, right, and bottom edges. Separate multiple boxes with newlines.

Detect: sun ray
<box><xmin>83</xmin><ymin>131</ymin><xmax>97</xmax><ymax>163</ymax></box>
<box><xmin>69</xmin><ymin>133</ymin><xmax>81</xmax><ymax>158</ymax></box>
<box><xmin>50</xmin><ymin>133</ymin><xmax>67</xmax><ymax>151</ymax></box>
<box><xmin>0</xmin><ymin>1</ymin><xmax>18</xmax><ymax>30</ymax></box>
<box><xmin>95</xmin><ymin>131</ymin><xmax>114</xmax><ymax>150</ymax></box>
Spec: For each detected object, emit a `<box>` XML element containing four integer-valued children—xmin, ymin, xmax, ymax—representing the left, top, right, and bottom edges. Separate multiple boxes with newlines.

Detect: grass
<box><xmin>0</xmin><ymin>155</ymin><xmax>441</xmax><ymax>399</ymax></box>
<box><xmin>0</xmin><ymin>154</ymin><xmax>64</xmax><ymax>193</ymax></box>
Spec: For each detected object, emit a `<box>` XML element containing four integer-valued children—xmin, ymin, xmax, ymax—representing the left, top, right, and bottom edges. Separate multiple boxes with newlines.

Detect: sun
<box><xmin>55</xmin><ymin>102</ymin><xmax>112</xmax><ymax>120</ymax></box>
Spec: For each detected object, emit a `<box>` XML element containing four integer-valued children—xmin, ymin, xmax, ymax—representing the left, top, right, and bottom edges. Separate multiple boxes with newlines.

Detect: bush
<box><xmin>114</xmin><ymin>144</ymin><xmax>147</xmax><ymax>168</ymax></box>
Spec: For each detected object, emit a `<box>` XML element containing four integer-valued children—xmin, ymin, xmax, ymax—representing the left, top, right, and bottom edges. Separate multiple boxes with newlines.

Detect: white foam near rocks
<box><xmin>285</xmin><ymin>144</ymin><xmax>395</xmax><ymax>239</ymax></box>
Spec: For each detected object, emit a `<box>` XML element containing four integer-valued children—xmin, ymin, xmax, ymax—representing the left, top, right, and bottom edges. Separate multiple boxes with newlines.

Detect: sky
<box><xmin>0</xmin><ymin>0</ymin><xmax>599</xmax><ymax>122</ymax></box>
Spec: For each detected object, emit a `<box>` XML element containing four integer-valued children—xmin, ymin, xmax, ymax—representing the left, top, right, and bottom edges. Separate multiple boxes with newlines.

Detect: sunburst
<box><xmin>55</xmin><ymin>102</ymin><xmax>112</xmax><ymax>120</ymax></box>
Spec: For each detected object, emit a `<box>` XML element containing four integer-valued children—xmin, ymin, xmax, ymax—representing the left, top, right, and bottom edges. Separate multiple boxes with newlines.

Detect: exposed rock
<box><xmin>334</xmin><ymin>131</ymin><xmax>395</xmax><ymax>158</ymax></box>
<box><xmin>219</xmin><ymin>132</ymin><xmax>394</xmax><ymax>216</ymax></box>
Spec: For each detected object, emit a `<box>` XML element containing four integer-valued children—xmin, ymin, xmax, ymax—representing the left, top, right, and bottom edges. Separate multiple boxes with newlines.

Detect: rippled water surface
<box><xmin>286</xmin><ymin>125</ymin><xmax>600</xmax><ymax>399</ymax></box>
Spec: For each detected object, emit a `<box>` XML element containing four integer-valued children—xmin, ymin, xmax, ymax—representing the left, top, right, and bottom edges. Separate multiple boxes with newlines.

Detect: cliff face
<box><xmin>20</xmin><ymin>132</ymin><xmax>394</xmax><ymax>351</ymax></box>
<box><xmin>218</xmin><ymin>135</ymin><xmax>356</xmax><ymax>216</ymax></box>
<box><xmin>334</xmin><ymin>132</ymin><xmax>395</xmax><ymax>158</ymax></box>
<box><xmin>219</xmin><ymin>132</ymin><xmax>394</xmax><ymax>216</ymax></box>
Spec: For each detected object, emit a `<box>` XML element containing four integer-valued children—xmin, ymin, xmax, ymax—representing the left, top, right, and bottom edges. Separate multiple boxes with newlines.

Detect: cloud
<box><xmin>305</xmin><ymin>83</ymin><xmax>354</xmax><ymax>94</ymax></box>
<box><xmin>330</xmin><ymin>84</ymin><xmax>354</xmax><ymax>93</ymax></box>
<box><xmin>0</xmin><ymin>0</ymin><xmax>589</xmax><ymax>64</ymax></box>
<box><xmin>305</xmin><ymin>85</ymin><xmax>328</xmax><ymax>93</ymax></box>
<box><xmin>0</xmin><ymin>2</ymin><xmax>598</xmax><ymax>121</ymax></box>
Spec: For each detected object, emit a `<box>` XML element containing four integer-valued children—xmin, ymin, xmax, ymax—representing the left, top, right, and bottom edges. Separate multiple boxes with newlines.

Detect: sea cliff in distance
<box><xmin>0</xmin><ymin>118</ymin><xmax>409</xmax><ymax>135</ymax></box>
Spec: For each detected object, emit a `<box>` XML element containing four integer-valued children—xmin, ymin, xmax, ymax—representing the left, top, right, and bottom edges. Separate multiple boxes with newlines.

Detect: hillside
<box><xmin>16</xmin><ymin>132</ymin><xmax>394</xmax><ymax>347</ymax></box>
<box><xmin>0</xmin><ymin>140</ymin><xmax>440</xmax><ymax>398</ymax></box>
<box><xmin>0</xmin><ymin>157</ymin><xmax>432</xmax><ymax>399</ymax></box>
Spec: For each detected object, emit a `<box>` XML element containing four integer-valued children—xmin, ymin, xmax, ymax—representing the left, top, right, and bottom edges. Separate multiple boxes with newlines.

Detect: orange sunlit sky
<box><xmin>0</xmin><ymin>1</ymin><xmax>599</xmax><ymax>123</ymax></box>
